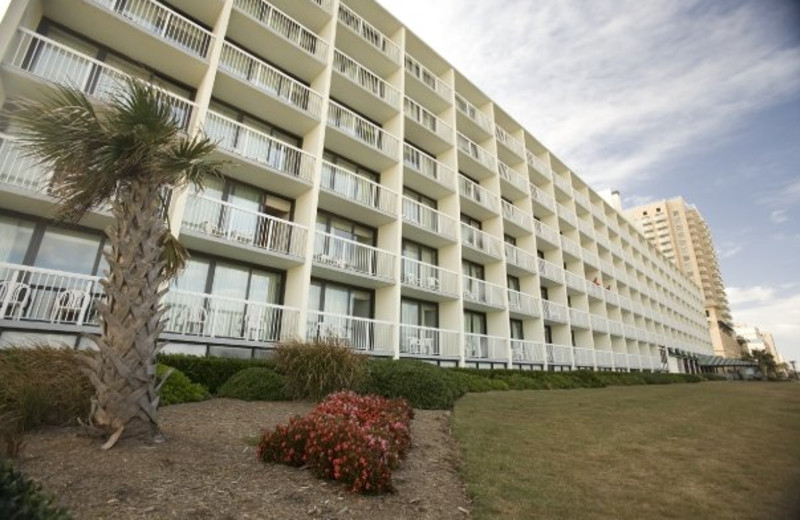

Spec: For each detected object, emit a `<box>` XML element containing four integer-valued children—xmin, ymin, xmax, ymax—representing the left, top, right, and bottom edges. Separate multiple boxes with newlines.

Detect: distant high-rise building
<box><xmin>735</xmin><ymin>325</ymin><xmax>783</xmax><ymax>362</ymax></box>
<box><xmin>626</xmin><ymin>198</ymin><xmax>741</xmax><ymax>358</ymax></box>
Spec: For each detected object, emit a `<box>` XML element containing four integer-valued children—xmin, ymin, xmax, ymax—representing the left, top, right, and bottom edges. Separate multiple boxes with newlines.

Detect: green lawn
<box><xmin>452</xmin><ymin>382</ymin><xmax>800</xmax><ymax>520</ymax></box>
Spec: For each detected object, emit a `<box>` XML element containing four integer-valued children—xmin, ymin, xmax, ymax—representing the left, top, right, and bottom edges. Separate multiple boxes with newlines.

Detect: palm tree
<box><xmin>10</xmin><ymin>81</ymin><xmax>221</xmax><ymax>449</ymax></box>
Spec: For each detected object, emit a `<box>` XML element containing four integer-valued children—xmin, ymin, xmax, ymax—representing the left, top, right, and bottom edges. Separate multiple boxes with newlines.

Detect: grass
<box><xmin>452</xmin><ymin>382</ymin><xmax>800</xmax><ymax>520</ymax></box>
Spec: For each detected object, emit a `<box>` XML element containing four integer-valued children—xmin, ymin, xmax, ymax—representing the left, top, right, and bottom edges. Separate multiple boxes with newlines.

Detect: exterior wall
<box><xmin>0</xmin><ymin>0</ymin><xmax>713</xmax><ymax>371</ymax></box>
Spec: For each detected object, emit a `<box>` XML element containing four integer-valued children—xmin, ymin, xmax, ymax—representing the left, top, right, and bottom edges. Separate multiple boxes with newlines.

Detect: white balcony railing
<box><xmin>455</xmin><ymin>93</ymin><xmax>492</xmax><ymax>133</ymax></box>
<box><xmin>537</xmin><ymin>258</ymin><xmax>564</xmax><ymax>283</ymax></box>
<box><xmin>526</xmin><ymin>150</ymin><xmax>551</xmax><ymax>179</ymax></box>
<box><xmin>457</xmin><ymin>133</ymin><xmax>497</xmax><ymax>172</ymax></box>
<box><xmin>556</xmin><ymin>202</ymin><xmax>577</xmax><ymax>228</ymax></box>
<box><xmin>530</xmin><ymin>183</ymin><xmax>555</xmax><ymax>211</ymax></box>
<box><xmin>546</xmin><ymin>343</ymin><xmax>572</xmax><ymax>365</ymax></box>
<box><xmin>327</xmin><ymin>101</ymin><xmax>399</xmax><ymax>159</ymax></box>
<box><xmin>461</xmin><ymin>224</ymin><xmax>503</xmax><ymax>259</ymax></box>
<box><xmin>462</xmin><ymin>277</ymin><xmax>505</xmax><ymax>308</ymax></box>
<box><xmin>569</xmin><ymin>308</ymin><xmax>590</xmax><ymax>328</ymax></box>
<box><xmin>613</xmin><ymin>352</ymin><xmax>629</xmax><ymax>369</ymax></box>
<box><xmin>511</xmin><ymin>340</ymin><xmax>546</xmax><ymax>364</ymax></box>
<box><xmin>586</xmin><ymin>280</ymin><xmax>605</xmax><ymax>300</ymax></box>
<box><xmin>307</xmin><ymin>311</ymin><xmax>393</xmax><ymax>353</ymax></box>
<box><xmin>609</xmin><ymin>320</ymin><xmax>624</xmax><ymax>336</ymax></box>
<box><xmin>0</xmin><ymin>134</ymin><xmax>50</xmax><ymax>193</ymax></box>
<box><xmin>218</xmin><ymin>42</ymin><xmax>322</xmax><ymax>117</ymax></box>
<box><xmin>233</xmin><ymin>0</ymin><xmax>328</xmax><ymax>61</ymax></box>
<box><xmin>498</xmin><ymin>161</ymin><xmax>528</xmax><ymax>193</ymax></box>
<box><xmin>494</xmin><ymin>126</ymin><xmax>525</xmax><ymax>158</ymax></box>
<box><xmin>401</xmin><ymin>258</ymin><xmax>459</xmax><ymax>298</ymax></box>
<box><xmin>204</xmin><ymin>111</ymin><xmax>316</xmax><ymax>183</ymax></box>
<box><xmin>552</xmin><ymin>172</ymin><xmax>571</xmax><ymax>193</ymax></box>
<box><xmin>541</xmin><ymin>300</ymin><xmax>568</xmax><ymax>322</ymax></box>
<box><xmin>458</xmin><ymin>176</ymin><xmax>499</xmax><ymax>213</ymax></box>
<box><xmin>89</xmin><ymin>0</ymin><xmax>213</xmax><ymax>59</ymax></box>
<box><xmin>563</xmin><ymin>271</ymin><xmax>585</xmax><ymax>292</ymax></box>
<box><xmin>182</xmin><ymin>194</ymin><xmax>307</xmax><ymax>258</ymax></box>
<box><xmin>333</xmin><ymin>50</ymin><xmax>400</xmax><ymax>107</ymax></box>
<box><xmin>590</xmin><ymin>314</ymin><xmax>609</xmax><ymax>333</ymax></box>
<box><xmin>573</xmin><ymin>347</ymin><xmax>595</xmax><ymax>367</ymax></box>
<box><xmin>504</xmin><ymin>243</ymin><xmax>537</xmax><ymax>274</ymax></box>
<box><xmin>0</xmin><ymin>262</ymin><xmax>299</xmax><ymax>343</ymax></box>
<box><xmin>534</xmin><ymin>219</ymin><xmax>560</xmax><ymax>245</ymax></box>
<box><xmin>313</xmin><ymin>232</ymin><xmax>395</xmax><ymax>281</ymax></box>
<box><xmin>403</xmin><ymin>143</ymin><xmax>456</xmax><ymax>189</ymax></box>
<box><xmin>399</xmin><ymin>324</ymin><xmax>460</xmax><ymax>358</ymax></box>
<box><xmin>501</xmin><ymin>200</ymin><xmax>533</xmax><ymax>231</ymax></box>
<box><xmin>507</xmin><ymin>289</ymin><xmax>540</xmax><ymax>317</ymax></box>
<box><xmin>337</xmin><ymin>3</ymin><xmax>401</xmax><ymax>64</ymax></box>
<box><xmin>560</xmin><ymin>236</ymin><xmax>582</xmax><ymax>258</ymax></box>
<box><xmin>595</xmin><ymin>350</ymin><xmax>614</xmax><ymax>368</ymax></box>
<box><xmin>404</xmin><ymin>54</ymin><xmax>451</xmax><ymax>100</ymax></box>
<box><xmin>465</xmin><ymin>333</ymin><xmax>507</xmax><ymax>360</ymax></box>
<box><xmin>320</xmin><ymin>162</ymin><xmax>398</xmax><ymax>216</ymax></box>
<box><xmin>404</xmin><ymin>97</ymin><xmax>453</xmax><ymax>142</ymax></box>
<box><xmin>7</xmin><ymin>30</ymin><xmax>195</xmax><ymax>130</ymax></box>
<box><xmin>402</xmin><ymin>198</ymin><xmax>457</xmax><ymax>240</ymax></box>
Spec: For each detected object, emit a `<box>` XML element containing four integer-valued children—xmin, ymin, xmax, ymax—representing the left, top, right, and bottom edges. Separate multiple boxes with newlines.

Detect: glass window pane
<box><xmin>173</xmin><ymin>258</ymin><xmax>210</xmax><ymax>292</ymax></box>
<box><xmin>211</xmin><ymin>263</ymin><xmax>250</xmax><ymax>299</ymax></box>
<box><xmin>34</xmin><ymin>227</ymin><xmax>101</xmax><ymax>275</ymax></box>
<box><xmin>0</xmin><ymin>215</ymin><xmax>34</xmax><ymax>264</ymax></box>
<box><xmin>248</xmin><ymin>270</ymin><xmax>280</xmax><ymax>304</ymax></box>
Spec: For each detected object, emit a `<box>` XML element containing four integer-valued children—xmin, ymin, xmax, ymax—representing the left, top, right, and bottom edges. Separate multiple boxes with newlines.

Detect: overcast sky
<box><xmin>378</xmin><ymin>0</ymin><xmax>800</xmax><ymax>364</ymax></box>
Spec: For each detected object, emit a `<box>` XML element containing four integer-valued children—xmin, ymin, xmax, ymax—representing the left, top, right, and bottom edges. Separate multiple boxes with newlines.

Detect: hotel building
<box><xmin>0</xmin><ymin>0</ymin><xmax>712</xmax><ymax>371</ymax></box>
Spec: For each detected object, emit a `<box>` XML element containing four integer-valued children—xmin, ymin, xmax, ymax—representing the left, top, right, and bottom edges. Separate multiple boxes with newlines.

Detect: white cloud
<box><xmin>718</xmin><ymin>242</ymin><xmax>743</xmax><ymax>259</ymax></box>
<box><xmin>769</xmin><ymin>209</ymin><xmax>788</xmax><ymax>225</ymax></box>
<box><xmin>758</xmin><ymin>178</ymin><xmax>800</xmax><ymax>207</ymax></box>
<box><xmin>378</xmin><ymin>0</ymin><xmax>800</xmax><ymax>191</ymax></box>
<box><xmin>726</xmin><ymin>286</ymin><xmax>776</xmax><ymax>306</ymax></box>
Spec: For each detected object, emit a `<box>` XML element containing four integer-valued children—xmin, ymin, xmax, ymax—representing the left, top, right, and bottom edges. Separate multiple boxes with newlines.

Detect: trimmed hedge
<box><xmin>218</xmin><ymin>367</ymin><xmax>290</xmax><ymax>401</ymax></box>
<box><xmin>157</xmin><ymin>354</ymin><xmax>276</xmax><ymax>394</ymax></box>
<box><xmin>0</xmin><ymin>458</ymin><xmax>72</xmax><ymax>519</ymax></box>
<box><xmin>156</xmin><ymin>364</ymin><xmax>210</xmax><ymax>406</ymax></box>
<box><xmin>360</xmin><ymin>359</ymin><xmax>466</xmax><ymax>410</ymax></box>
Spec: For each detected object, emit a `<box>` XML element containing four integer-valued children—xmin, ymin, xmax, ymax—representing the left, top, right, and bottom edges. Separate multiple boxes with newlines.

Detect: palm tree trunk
<box><xmin>85</xmin><ymin>178</ymin><xmax>169</xmax><ymax>446</ymax></box>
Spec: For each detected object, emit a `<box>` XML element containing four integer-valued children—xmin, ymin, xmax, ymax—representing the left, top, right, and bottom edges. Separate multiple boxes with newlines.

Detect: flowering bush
<box><xmin>256</xmin><ymin>391</ymin><xmax>413</xmax><ymax>494</ymax></box>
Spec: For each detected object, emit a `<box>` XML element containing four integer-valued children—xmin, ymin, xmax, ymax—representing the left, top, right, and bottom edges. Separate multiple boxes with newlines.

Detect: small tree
<box><xmin>10</xmin><ymin>82</ymin><xmax>221</xmax><ymax>448</ymax></box>
<box><xmin>742</xmin><ymin>349</ymin><xmax>778</xmax><ymax>380</ymax></box>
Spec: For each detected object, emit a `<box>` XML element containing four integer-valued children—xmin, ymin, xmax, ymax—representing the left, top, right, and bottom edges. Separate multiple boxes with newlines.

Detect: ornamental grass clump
<box><xmin>256</xmin><ymin>391</ymin><xmax>413</xmax><ymax>494</ymax></box>
<box><xmin>275</xmin><ymin>338</ymin><xmax>368</xmax><ymax>400</ymax></box>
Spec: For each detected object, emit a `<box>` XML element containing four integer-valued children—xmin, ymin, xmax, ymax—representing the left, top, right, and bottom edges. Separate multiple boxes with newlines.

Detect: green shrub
<box><xmin>701</xmin><ymin>374</ymin><xmax>726</xmax><ymax>381</ymax></box>
<box><xmin>360</xmin><ymin>359</ymin><xmax>465</xmax><ymax>409</ymax></box>
<box><xmin>218</xmin><ymin>367</ymin><xmax>290</xmax><ymax>401</ymax></box>
<box><xmin>156</xmin><ymin>364</ymin><xmax>209</xmax><ymax>406</ymax></box>
<box><xmin>595</xmin><ymin>372</ymin><xmax>648</xmax><ymax>386</ymax></box>
<box><xmin>448</xmin><ymin>371</ymin><xmax>509</xmax><ymax>393</ymax></box>
<box><xmin>0</xmin><ymin>458</ymin><xmax>72</xmax><ymax>519</ymax></box>
<box><xmin>157</xmin><ymin>354</ymin><xmax>275</xmax><ymax>394</ymax></box>
<box><xmin>274</xmin><ymin>339</ymin><xmax>368</xmax><ymax>401</ymax></box>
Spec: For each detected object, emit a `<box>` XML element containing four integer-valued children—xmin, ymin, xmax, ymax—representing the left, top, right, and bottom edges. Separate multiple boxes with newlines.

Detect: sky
<box><xmin>377</xmin><ymin>0</ymin><xmax>800</xmax><ymax>365</ymax></box>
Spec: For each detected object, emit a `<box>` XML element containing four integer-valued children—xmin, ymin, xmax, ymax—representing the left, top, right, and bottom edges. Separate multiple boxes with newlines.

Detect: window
<box><xmin>509</xmin><ymin>319</ymin><xmax>524</xmax><ymax>340</ymax></box>
<box><xmin>540</xmin><ymin>287</ymin><xmax>549</xmax><ymax>301</ymax></box>
<box><xmin>544</xmin><ymin>324</ymin><xmax>553</xmax><ymax>344</ymax></box>
<box><xmin>0</xmin><ymin>215</ymin><xmax>35</xmax><ymax>264</ymax></box>
<box><xmin>403</xmin><ymin>187</ymin><xmax>437</xmax><ymax>229</ymax></box>
<box><xmin>507</xmin><ymin>275</ymin><xmax>520</xmax><ymax>291</ymax></box>
<box><xmin>308</xmin><ymin>280</ymin><xmax>375</xmax><ymax>348</ymax></box>
<box><xmin>322</xmin><ymin>150</ymin><xmax>379</xmax><ymax>198</ymax></box>
<box><xmin>504</xmin><ymin>234</ymin><xmax>516</xmax><ymax>246</ymax></box>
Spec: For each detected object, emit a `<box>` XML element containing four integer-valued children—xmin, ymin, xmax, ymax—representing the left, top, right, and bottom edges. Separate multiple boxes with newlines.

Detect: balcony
<box><xmin>628</xmin><ymin>354</ymin><xmax>643</xmax><ymax>370</ymax></box>
<box><xmin>569</xmin><ymin>308</ymin><xmax>590</xmax><ymax>329</ymax></box>
<box><xmin>265</xmin><ymin>0</ymin><xmax>333</xmax><ymax>30</ymax></box>
<box><xmin>326</xmin><ymin>101</ymin><xmax>400</xmax><ymax>171</ymax></box>
<box><xmin>214</xmin><ymin>42</ymin><xmax>322</xmax><ymax>134</ymax></box>
<box><xmin>461</xmin><ymin>225</ymin><xmax>503</xmax><ymax>263</ymax></box>
<box><xmin>503</xmin><ymin>246</ymin><xmax>536</xmax><ymax>279</ymax></box>
<box><xmin>229</xmin><ymin>0</ymin><xmax>328</xmax><ymax>82</ymax></box>
<box><xmin>403</xmin><ymin>144</ymin><xmax>456</xmax><ymax>197</ymax></box>
<box><xmin>608</xmin><ymin>321</ymin><xmax>624</xmax><ymax>336</ymax></box>
<box><xmin>465</xmin><ymin>334</ymin><xmax>507</xmax><ymax>361</ymax></box>
<box><xmin>511</xmin><ymin>340</ymin><xmax>546</xmax><ymax>364</ymax></box>
<box><xmin>404</xmin><ymin>97</ymin><xmax>454</xmax><ymax>154</ymax></box>
<box><xmin>497</xmin><ymin>161</ymin><xmax>528</xmax><ymax>199</ymax></box>
<box><xmin>577</xmin><ymin>217</ymin><xmax>595</xmax><ymax>240</ymax></box>
<box><xmin>556</xmin><ymin>202</ymin><xmax>577</xmax><ymax>230</ymax></box>
<box><xmin>537</xmin><ymin>258</ymin><xmax>564</xmax><ymax>284</ymax></box>
<box><xmin>590</xmin><ymin>314</ymin><xmax>609</xmax><ymax>333</ymax></box>
<box><xmin>560</xmin><ymin>236</ymin><xmax>582</xmax><ymax>260</ymax></box>
<box><xmin>552</xmin><ymin>172</ymin><xmax>572</xmax><ymax>194</ymax></box>
<box><xmin>399</xmin><ymin>324</ymin><xmax>460</xmax><ymax>359</ymax></box>
<box><xmin>595</xmin><ymin>349</ymin><xmax>614</xmax><ymax>368</ymax></box>
<box><xmin>318</xmin><ymin>162</ymin><xmax>398</xmax><ymax>224</ymax></box>
<box><xmin>545</xmin><ymin>343</ymin><xmax>573</xmax><ymax>366</ymax></box>
<box><xmin>331</xmin><ymin>50</ymin><xmax>400</xmax><ymax>122</ymax></box>
<box><xmin>404</xmin><ymin>54</ymin><xmax>451</xmax><ymax>112</ymax></box>
<box><xmin>462</xmin><ymin>277</ymin><xmax>506</xmax><ymax>311</ymax></box>
<box><xmin>573</xmin><ymin>347</ymin><xmax>595</xmax><ymax>367</ymax></box>
<box><xmin>336</xmin><ymin>3</ymin><xmax>401</xmax><ymax>76</ymax></box>
<box><xmin>458</xmin><ymin>176</ymin><xmax>499</xmax><ymax>219</ymax></box>
<box><xmin>585</xmin><ymin>280</ymin><xmax>604</xmax><ymax>300</ymax></box>
<box><xmin>501</xmin><ymin>200</ymin><xmax>533</xmax><ymax>236</ymax></box>
<box><xmin>529</xmin><ymin>183</ymin><xmax>555</xmax><ymax>214</ymax></box>
<box><xmin>307</xmin><ymin>311</ymin><xmax>393</xmax><ymax>355</ymax></box>
<box><xmin>563</xmin><ymin>271</ymin><xmax>586</xmax><ymax>293</ymax></box>
<box><xmin>494</xmin><ymin>125</ymin><xmax>525</xmax><ymax>161</ymax></box>
<box><xmin>401</xmin><ymin>258</ymin><xmax>460</xmax><ymax>301</ymax></box>
<box><xmin>526</xmin><ymin>150</ymin><xmax>551</xmax><ymax>182</ymax></box>
<box><xmin>541</xmin><ymin>300</ymin><xmax>568</xmax><ymax>323</ymax></box>
<box><xmin>455</xmin><ymin>93</ymin><xmax>493</xmax><ymax>139</ymax></box>
<box><xmin>533</xmin><ymin>219</ymin><xmax>560</xmax><ymax>247</ymax></box>
<box><xmin>0</xmin><ymin>262</ymin><xmax>299</xmax><ymax>345</ymax></box>
<box><xmin>613</xmin><ymin>352</ymin><xmax>629</xmax><ymax>370</ymax></box>
<box><xmin>457</xmin><ymin>133</ymin><xmax>496</xmax><ymax>180</ymax></box>
<box><xmin>313</xmin><ymin>232</ymin><xmax>395</xmax><ymax>286</ymax></box>
<box><xmin>507</xmin><ymin>289</ymin><xmax>540</xmax><ymax>318</ymax></box>
<box><xmin>181</xmin><ymin>194</ymin><xmax>307</xmax><ymax>268</ymax></box>
<box><xmin>0</xmin><ymin>133</ymin><xmax>53</xmax><ymax>208</ymax></box>
<box><xmin>4</xmin><ymin>30</ymin><xmax>196</xmax><ymax>132</ymax></box>
<box><xmin>401</xmin><ymin>198</ymin><xmax>458</xmax><ymax>246</ymax></box>
<box><xmin>204</xmin><ymin>111</ymin><xmax>315</xmax><ymax>197</ymax></box>
<box><xmin>46</xmin><ymin>0</ymin><xmax>212</xmax><ymax>85</ymax></box>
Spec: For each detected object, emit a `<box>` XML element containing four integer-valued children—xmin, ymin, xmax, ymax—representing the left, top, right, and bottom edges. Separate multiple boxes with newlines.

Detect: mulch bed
<box><xmin>16</xmin><ymin>399</ymin><xmax>472</xmax><ymax>519</ymax></box>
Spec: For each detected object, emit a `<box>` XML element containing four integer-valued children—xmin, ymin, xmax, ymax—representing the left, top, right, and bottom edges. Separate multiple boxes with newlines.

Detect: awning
<box><xmin>697</xmin><ymin>355</ymin><xmax>757</xmax><ymax>367</ymax></box>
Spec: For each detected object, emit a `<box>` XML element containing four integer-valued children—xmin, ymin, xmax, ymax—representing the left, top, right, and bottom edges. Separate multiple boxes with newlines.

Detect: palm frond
<box><xmin>159</xmin><ymin>229</ymin><xmax>189</xmax><ymax>279</ymax></box>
